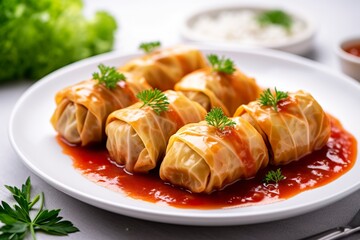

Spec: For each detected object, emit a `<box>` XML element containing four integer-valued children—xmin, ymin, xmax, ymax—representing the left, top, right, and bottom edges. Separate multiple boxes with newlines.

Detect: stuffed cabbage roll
<box><xmin>160</xmin><ymin>117</ymin><xmax>269</xmax><ymax>193</ymax></box>
<box><xmin>234</xmin><ymin>90</ymin><xmax>331</xmax><ymax>165</ymax></box>
<box><xmin>119</xmin><ymin>45</ymin><xmax>207</xmax><ymax>91</ymax></box>
<box><xmin>51</xmin><ymin>76</ymin><xmax>150</xmax><ymax>146</ymax></box>
<box><xmin>106</xmin><ymin>90</ymin><xmax>207</xmax><ymax>173</ymax></box>
<box><xmin>174</xmin><ymin>66</ymin><xmax>261</xmax><ymax>116</ymax></box>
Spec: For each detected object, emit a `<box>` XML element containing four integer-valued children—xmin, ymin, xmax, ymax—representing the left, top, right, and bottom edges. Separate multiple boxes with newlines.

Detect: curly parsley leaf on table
<box><xmin>0</xmin><ymin>177</ymin><xmax>79</xmax><ymax>240</ymax></box>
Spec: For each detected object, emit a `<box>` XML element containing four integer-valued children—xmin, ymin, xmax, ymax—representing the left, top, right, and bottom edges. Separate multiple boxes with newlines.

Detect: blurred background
<box><xmin>1</xmin><ymin>0</ymin><xmax>359</xmax><ymax>84</ymax></box>
<box><xmin>87</xmin><ymin>0</ymin><xmax>358</xmax><ymax>67</ymax></box>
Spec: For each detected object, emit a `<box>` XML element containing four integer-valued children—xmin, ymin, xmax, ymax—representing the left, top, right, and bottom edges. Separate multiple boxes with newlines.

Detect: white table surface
<box><xmin>1</xmin><ymin>0</ymin><xmax>360</xmax><ymax>239</ymax></box>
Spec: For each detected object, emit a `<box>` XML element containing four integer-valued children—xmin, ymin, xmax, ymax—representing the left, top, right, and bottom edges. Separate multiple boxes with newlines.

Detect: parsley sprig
<box><xmin>259</xmin><ymin>88</ymin><xmax>288</xmax><ymax>112</ymax></box>
<box><xmin>92</xmin><ymin>64</ymin><xmax>126</xmax><ymax>89</ymax></box>
<box><xmin>205</xmin><ymin>107</ymin><xmax>236</xmax><ymax>131</ymax></box>
<box><xmin>264</xmin><ymin>168</ymin><xmax>285</xmax><ymax>184</ymax></box>
<box><xmin>0</xmin><ymin>177</ymin><xmax>79</xmax><ymax>240</ymax></box>
<box><xmin>136</xmin><ymin>89</ymin><xmax>169</xmax><ymax>114</ymax></box>
<box><xmin>207</xmin><ymin>54</ymin><xmax>236</xmax><ymax>74</ymax></box>
<box><xmin>139</xmin><ymin>41</ymin><xmax>161</xmax><ymax>53</ymax></box>
<box><xmin>257</xmin><ymin>10</ymin><xmax>293</xmax><ymax>30</ymax></box>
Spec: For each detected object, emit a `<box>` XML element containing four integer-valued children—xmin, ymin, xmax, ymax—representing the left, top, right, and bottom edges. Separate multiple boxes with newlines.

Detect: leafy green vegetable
<box><xmin>92</xmin><ymin>64</ymin><xmax>126</xmax><ymax>89</ymax></box>
<box><xmin>139</xmin><ymin>41</ymin><xmax>161</xmax><ymax>53</ymax></box>
<box><xmin>0</xmin><ymin>0</ymin><xmax>117</xmax><ymax>83</ymax></box>
<box><xmin>137</xmin><ymin>89</ymin><xmax>169</xmax><ymax>114</ymax></box>
<box><xmin>257</xmin><ymin>9</ymin><xmax>293</xmax><ymax>30</ymax></box>
<box><xmin>259</xmin><ymin>88</ymin><xmax>288</xmax><ymax>112</ymax></box>
<box><xmin>0</xmin><ymin>177</ymin><xmax>79</xmax><ymax>240</ymax></box>
<box><xmin>264</xmin><ymin>168</ymin><xmax>285</xmax><ymax>184</ymax></box>
<box><xmin>207</xmin><ymin>54</ymin><xmax>236</xmax><ymax>74</ymax></box>
<box><xmin>205</xmin><ymin>107</ymin><xmax>236</xmax><ymax>131</ymax></box>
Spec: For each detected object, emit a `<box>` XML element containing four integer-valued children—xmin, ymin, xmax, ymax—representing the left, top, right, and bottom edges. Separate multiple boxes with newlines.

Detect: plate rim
<box><xmin>9</xmin><ymin>47</ymin><xmax>360</xmax><ymax>226</ymax></box>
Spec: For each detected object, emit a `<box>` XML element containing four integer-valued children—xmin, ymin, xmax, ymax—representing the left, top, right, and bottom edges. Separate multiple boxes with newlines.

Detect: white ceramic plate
<box><xmin>9</xmin><ymin>47</ymin><xmax>360</xmax><ymax>226</ymax></box>
<box><xmin>180</xmin><ymin>5</ymin><xmax>315</xmax><ymax>55</ymax></box>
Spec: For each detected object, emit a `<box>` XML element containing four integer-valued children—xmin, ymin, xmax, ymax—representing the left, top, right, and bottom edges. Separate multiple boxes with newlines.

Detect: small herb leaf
<box><xmin>264</xmin><ymin>168</ymin><xmax>285</xmax><ymax>184</ymax></box>
<box><xmin>257</xmin><ymin>9</ymin><xmax>293</xmax><ymax>30</ymax></box>
<box><xmin>205</xmin><ymin>107</ymin><xmax>236</xmax><ymax>131</ymax></box>
<box><xmin>139</xmin><ymin>41</ymin><xmax>161</xmax><ymax>53</ymax></box>
<box><xmin>259</xmin><ymin>87</ymin><xmax>288</xmax><ymax>112</ymax></box>
<box><xmin>136</xmin><ymin>89</ymin><xmax>169</xmax><ymax>115</ymax></box>
<box><xmin>92</xmin><ymin>64</ymin><xmax>126</xmax><ymax>89</ymax></box>
<box><xmin>207</xmin><ymin>54</ymin><xmax>236</xmax><ymax>74</ymax></box>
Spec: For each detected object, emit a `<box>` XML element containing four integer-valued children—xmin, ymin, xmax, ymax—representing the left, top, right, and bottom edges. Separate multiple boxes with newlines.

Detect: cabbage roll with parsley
<box><xmin>160</xmin><ymin>109</ymin><xmax>269</xmax><ymax>193</ymax></box>
<box><xmin>234</xmin><ymin>89</ymin><xmax>331</xmax><ymax>165</ymax></box>
<box><xmin>51</xmin><ymin>65</ymin><xmax>150</xmax><ymax>146</ymax></box>
<box><xmin>106</xmin><ymin>90</ymin><xmax>207</xmax><ymax>173</ymax></box>
<box><xmin>175</xmin><ymin>54</ymin><xmax>260</xmax><ymax>115</ymax></box>
<box><xmin>119</xmin><ymin>45</ymin><xmax>207</xmax><ymax>91</ymax></box>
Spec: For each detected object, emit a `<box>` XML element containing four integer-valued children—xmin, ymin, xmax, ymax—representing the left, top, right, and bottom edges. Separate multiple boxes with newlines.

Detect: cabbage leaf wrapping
<box><xmin>106</xmin><ymin>90</ymin><xmax>207</xmax><ymax>173</ymax></box>
<box><xmin>234</xmin><ymin>90</ymin><xmax>331</xmax><ymax>165</ymax></box>
<box><xmin>51</xmin><ymin>76</ymin><xmax>150</xmax><ymax>146</ymax></box>
<box><xmin>174</xmin><ymin>67</ymin><xmax>261</xmax><ymax>115</ymax></box>
<box><xmin>119</xmin><ymin>46</ymin><xmax>207</xmax><ymax>91</ymax></box>
<box><xmin>160</xmin><ymin>117</ymin><xmax>269</xmax><ymax>193</ymax></box>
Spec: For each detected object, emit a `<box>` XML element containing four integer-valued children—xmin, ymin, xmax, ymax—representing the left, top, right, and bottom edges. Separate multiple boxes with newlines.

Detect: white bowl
<box><xmin>336</xmin><ymin>37</ymin><xmax>360</xmax><ymax>82</ymax></box>
<box><xmin>180</xmin><ymin>5</ymin><xmax>316</xmax><ymax>55</ymax></box>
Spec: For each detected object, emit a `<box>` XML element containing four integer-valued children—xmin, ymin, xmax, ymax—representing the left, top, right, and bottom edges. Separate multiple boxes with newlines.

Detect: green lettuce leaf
<box><xmin>0</xmin><ymin>0</ymin><xmax>117</xmax><ymax>83</ymax></box>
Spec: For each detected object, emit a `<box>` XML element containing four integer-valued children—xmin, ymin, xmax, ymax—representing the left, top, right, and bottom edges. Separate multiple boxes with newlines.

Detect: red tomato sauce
<box><xmin>344</xmin><ymin>44</ymin><xmax>360</xmax><ymax>57</ymax></box>
<box><xmin>57</xmin><ymin>116</ymin><xmax>357</xmax><ymax>209</ymax></box>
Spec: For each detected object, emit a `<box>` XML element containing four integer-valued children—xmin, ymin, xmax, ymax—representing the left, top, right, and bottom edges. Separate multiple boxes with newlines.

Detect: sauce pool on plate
<box><xmin>57</xmin><ymin>116</ymin><xmax>357</xmax><ymax>209</ymax></box>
